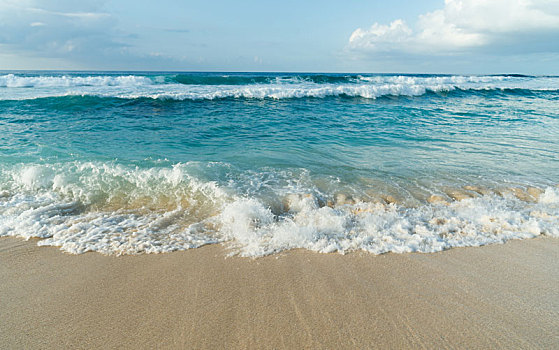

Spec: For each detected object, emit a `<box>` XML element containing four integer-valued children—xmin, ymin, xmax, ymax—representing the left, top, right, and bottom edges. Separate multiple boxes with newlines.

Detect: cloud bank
<box><xmin>348</xmin><ymin>0</ymin><xmax>559</xmax><ymax>56</ymax></box>
<box><xmin>0</xmin><ymin>0</ymin><xmax>182</xmax><ymax>70</ymax></box>
<box><xmin>0</xmin><ymin>1</ymin><xmax>118</xmax><ymax>66</ymax></box>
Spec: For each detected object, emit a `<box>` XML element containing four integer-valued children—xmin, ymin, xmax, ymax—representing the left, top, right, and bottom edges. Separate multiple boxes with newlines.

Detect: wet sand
<box><xmin>1</xmin><ymin>237</ymin><xmax>558</xmax><ymax>349</ymax></box>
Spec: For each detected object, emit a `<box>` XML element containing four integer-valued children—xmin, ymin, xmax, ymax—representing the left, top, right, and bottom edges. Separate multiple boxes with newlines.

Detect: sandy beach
<box><xmin>1</xmin><ymin>237</ymin><xmax>557</xmax><ymax>349</ymax></box>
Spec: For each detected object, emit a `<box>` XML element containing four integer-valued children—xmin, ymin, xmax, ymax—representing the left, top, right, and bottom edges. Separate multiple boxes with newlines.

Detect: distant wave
<box><xmin>119</xmin><ymin>85</ymin><xmax>559</xmax><ymax>101</ymax></box>
<box><xmin>0</xmin><ymin>74</ymin><xmax>152</xmax><ymax>88</ymax></box>
<box><xmin>0</xmin><ymin>73</ymin><xmax>542</xmax><ymax>88</ymax></box>
<box><xmin>1</xmin><ymin>73</ymin><xmax>558</xmax><ymax>101</ymax></box>
<box><xmin>1</xmin><ymin>86</ymin><xmax>557</xmax><ymax>102</ymax></box>
<box><xmin>171</xmin><ymin>75</ymin><xmax>274</xmax><ymax>85</ymax></box>
<box><xmin>169</xmin><ymin>74</ymin><xmax>365</xmax><ymax>85</ymax></box>
<box><xmin>122</xmin><ymin>83</ymin><xmax>457</xmax><ymax>100</ymax></box>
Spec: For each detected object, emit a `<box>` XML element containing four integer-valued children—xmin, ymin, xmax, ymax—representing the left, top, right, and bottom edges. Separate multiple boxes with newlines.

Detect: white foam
<box><xmin>129</xmin><ymin>83</ymin><xmax>449</xmax><ymax>100</ymax></box>
<box><xmin>2</xmin><ymin>162</ymin><xmax>557</xmax><ymax>256</ymax></box>
<box><xmin>357</xmin><ymin>75</ymin><xmax>504</xmax><ymax>85</ymax></box>
<box><xmin>213</xmin><ymin>189</ymin><xmax>559</xmax><ymax>257</ymax></box>
<box><xmin>1</xmin><ymin>74</ymin><xmax>558</xmax><ymax>101</ymax></box>
<box><xmin>0</xmin><ymin>74</ymin><xmax>153</xmax><ymax>88</ymax></box>
<box><xmin>19</xmin><ymin>165</ymin><xmax>55</xmax><ymax>189</ymax></box>
<box><xmin>539</xmin><ymin>187</ymin><xmax>559</xmax><ymax>204</ymax></box>
<box><xmin>0</xmin><ymin>162</ymin><xmax>230</xmax><ymax>254</ymax></box>
<box><xmin>0</xmin><ymin>191</ymin><xmax>215</xmax><ymax>254</ymax></box>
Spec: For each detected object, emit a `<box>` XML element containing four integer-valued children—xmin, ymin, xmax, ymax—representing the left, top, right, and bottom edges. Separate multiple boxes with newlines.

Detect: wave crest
<box><xmin>1</xmin><ymin>73</ymin><xmax>558</xmax><ymax>101</ymax></box>
<box><xmin>0</xmin><ymin>74</ymin><xmax>153</xmax><ymax>88</ymax></box>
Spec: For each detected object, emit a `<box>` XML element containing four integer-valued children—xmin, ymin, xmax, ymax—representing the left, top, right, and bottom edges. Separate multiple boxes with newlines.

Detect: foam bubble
<box><xmin>18</xmin><ymin>166</ymin><xmax>55</xmax><ymax>189</ymax></box>
<box><xmin>539</xmin><ymin>187</ymin><xmax>559</xmax><ymax>204</ymax></box>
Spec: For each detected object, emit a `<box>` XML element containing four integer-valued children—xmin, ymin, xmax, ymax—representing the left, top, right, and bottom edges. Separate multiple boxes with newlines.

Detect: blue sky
<box><xmin>1</xmin><ymin>0</ymin><xmax>558</xmax><ymax>74</ymax></box>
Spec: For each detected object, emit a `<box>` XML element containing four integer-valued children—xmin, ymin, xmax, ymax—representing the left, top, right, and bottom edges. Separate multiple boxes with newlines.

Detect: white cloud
<box><xmin>349</xmin><ymin>20</ymin><xmax>413</xmax><ymax>52</ymax></box>
<box><xmin>0</xmin><ymin>0</ymin><xmax>184</xmax><ymax>70</ymax></box>
<box><xmin>0</xmin><ymin>1</ymin><xmax>120</xmax><ymax>65</ymax></box>
<box><xmin>348</xmin><ymin>0</ymin><xmax>559</xmax><ymax>55</ymax></box>
<box><xmin>27</xmin><ymin>7</ymin><xmax>111</xmax><ymax>20</ymax></box>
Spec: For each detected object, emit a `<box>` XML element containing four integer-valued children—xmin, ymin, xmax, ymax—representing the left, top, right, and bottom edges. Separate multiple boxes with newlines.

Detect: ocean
<box><xmin>0</xmin><ymin>71</ymin><xmax>558</xmax><ymax>256</ymax></box>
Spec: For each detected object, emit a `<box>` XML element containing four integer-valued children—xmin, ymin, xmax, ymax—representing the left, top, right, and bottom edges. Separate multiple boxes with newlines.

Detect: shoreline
<box><xmin>1</xmin><ymin>236</ymin><xmax>558</xmax><ymax>349</ymax></box>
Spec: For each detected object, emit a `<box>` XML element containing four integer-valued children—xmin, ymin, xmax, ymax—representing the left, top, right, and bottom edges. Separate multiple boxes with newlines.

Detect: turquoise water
<box><xmin>1</xmin><ymin>72</ymin><xmax>558</xmax><ymax>256</ymax></box>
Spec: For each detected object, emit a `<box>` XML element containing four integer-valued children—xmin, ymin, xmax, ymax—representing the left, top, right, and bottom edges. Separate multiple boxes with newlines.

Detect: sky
<box><xmin>0</xmin><ymin>0</ymin><xmax>558</xmax><ymax>74</ymax></box>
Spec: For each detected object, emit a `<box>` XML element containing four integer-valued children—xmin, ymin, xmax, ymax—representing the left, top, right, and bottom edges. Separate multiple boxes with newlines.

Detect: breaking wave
<box><xmin>1</xmin><ymin>162</ymin><xmax>557</xmax><ymax>257</ymax></box>
<box><xmin>1</xmin><ymin>73</ymin><xmax>558</xmax><ymax>101</ymax></box>
<box><xmin>0</xmin><ymin>74</ymin><xmax>152</xmax><ymax>88</ymax></box>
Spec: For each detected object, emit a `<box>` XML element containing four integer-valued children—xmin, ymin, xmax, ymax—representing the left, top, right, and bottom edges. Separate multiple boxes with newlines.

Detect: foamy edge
<box><xmin>1</xmin><ymin>163</ymin><xmax>557</xmax><ymax>257</ymax></box>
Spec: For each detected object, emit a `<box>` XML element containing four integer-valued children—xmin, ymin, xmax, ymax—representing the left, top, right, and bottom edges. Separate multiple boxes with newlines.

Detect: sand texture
<box><xmin>1</xmin><ymin>237</ymin><xmax>558</xmax><ymax>349</ymax></box>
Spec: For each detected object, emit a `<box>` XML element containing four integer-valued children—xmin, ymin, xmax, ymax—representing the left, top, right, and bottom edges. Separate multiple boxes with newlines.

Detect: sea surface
<box><xmin>0</xmin><ymin>71</ymin><xmax>558</xmax><ymax>256</ymax></box>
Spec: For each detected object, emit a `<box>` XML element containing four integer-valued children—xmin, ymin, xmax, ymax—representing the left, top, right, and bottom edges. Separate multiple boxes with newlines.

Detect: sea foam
<box><xmin>1</xmin><ymin>73</ymin><xmax>557</xmax><ymax>101</ymax></box>
<box><xmin>0</xmin><ymin>74</ymin><xmax>152</xmax><ymax>88</ymax></box>
<box><xmin>1</xmin><ymin>162</ymin><xmax>557</xmax><ymax>256</ymax></box>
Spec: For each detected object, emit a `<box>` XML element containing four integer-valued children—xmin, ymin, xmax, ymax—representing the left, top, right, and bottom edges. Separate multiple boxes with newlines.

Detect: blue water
<box><xmin>1</xmin><ymin>72</ymin><xmax>558</xmax><ymax>256</ymax></box>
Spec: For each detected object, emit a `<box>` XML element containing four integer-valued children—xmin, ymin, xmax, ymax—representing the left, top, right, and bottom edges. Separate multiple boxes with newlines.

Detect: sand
<box><xmin>1</xmin><ymin>237</ymin><xmax>558</xmax><ymax>349</ymax></box>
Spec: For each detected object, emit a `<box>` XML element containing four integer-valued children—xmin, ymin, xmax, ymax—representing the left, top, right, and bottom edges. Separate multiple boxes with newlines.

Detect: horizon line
<box><xmin>0</xmin><ymin>69</ymin><xmax>545</xmax><ymax>77</ymax></box>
